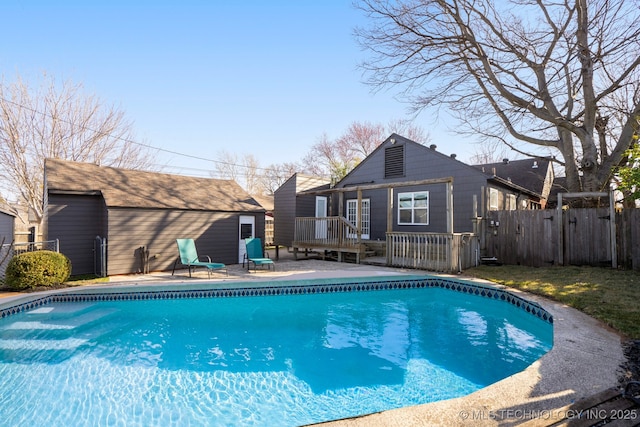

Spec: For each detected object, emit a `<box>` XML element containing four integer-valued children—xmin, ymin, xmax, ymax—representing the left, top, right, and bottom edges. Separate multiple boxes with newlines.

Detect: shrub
<box><xmin>5</xmin><ymin>251</ymin><xmax>72</xmax><ymax>290</ymax></box>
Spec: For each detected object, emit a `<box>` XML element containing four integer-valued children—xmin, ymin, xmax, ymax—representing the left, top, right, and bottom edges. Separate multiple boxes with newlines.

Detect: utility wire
<box><xmin>0</xmin><ymin>95</ymin><xmax>281</xmax><ymax>173</ymax></box>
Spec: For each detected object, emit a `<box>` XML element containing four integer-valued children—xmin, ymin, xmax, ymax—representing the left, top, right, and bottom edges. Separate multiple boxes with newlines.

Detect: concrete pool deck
<box><xmin>0</xmin><ymin>259</ymin><xmax>626</xmax><ymax>426</ymax></box>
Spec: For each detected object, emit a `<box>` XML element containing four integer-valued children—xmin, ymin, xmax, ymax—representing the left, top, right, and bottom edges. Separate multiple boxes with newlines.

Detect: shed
<box><xmin>44</xmin><ymin>159</ymin><xmax>265</xmax><ymax>276</ymax></box>
<box><xmin>0</xmin><ymin>206</ymin><xmax>16</xmax><ymax>279</ymax></box>
<box><xmin>0</xmin><ymin>206</ymin><xmax>15</xmax><ymax>246</ymax></box>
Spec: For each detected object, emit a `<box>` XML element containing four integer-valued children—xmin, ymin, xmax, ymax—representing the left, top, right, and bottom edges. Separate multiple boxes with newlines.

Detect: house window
<box><xmin>507</xmin><ymin>194</ymin><xmax>517</xmax><ymax>210</ymax></box>
<box><xmin>385</xmin><ymin>145</ymin><xmax>405</xmax><ymax>178</ymax></box>
<box><xmin>398</xmin><ymin>191</ymin><xmax>429</xmax><ymax>225</ymax></box>
<box><xmin>489</xmin><ymin>188</ymin><xmax>499</xmax><ymax>211</ymax></box>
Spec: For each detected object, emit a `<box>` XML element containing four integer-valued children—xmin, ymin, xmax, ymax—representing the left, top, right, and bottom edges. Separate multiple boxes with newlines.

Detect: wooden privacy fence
<box><xmin>386</xmin><ymin>232</ymin><xmax>479</xmax><ymax>273</ymax></box>
<box><xmin>485</xmin><ymin>208</ymin><xmax>640</xmax><ymax>269</ymax></box>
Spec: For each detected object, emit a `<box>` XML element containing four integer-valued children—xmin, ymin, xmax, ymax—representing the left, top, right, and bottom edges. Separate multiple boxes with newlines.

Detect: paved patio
<box><xmin>0</xmin><ymin>257</ymin><xmax>627</xmax><ymax>426</ymax></box>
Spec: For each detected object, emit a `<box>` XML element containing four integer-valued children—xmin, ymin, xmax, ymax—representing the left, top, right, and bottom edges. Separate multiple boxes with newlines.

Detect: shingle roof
<box><xmin>473</xmin><ymin>158</ymin><xmax>551</xmax><ymax>196</ymax></box>
<box><xmin>44</xmin><ymin>158</ymin><xmax>264</xmax><ymax>212</ymax></box>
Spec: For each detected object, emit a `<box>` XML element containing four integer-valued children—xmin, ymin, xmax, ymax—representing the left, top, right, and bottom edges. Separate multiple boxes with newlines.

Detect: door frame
<box><xmin>238</xmin><ymin>215</ymin><xmax>255</xmax><ymax>263</ymax></box>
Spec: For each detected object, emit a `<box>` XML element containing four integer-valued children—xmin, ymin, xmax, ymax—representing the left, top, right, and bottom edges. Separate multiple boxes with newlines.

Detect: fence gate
<box><xmin>556</xmin><ymin>192</ymin><xmax>616</xmax><ymax>268</ymax></box>
<box><xmin>485</xmin><ymin>191</ymin><xmax>616</xmax><ymax>268</ymax></box>
<box><xmin>561</xmin><ymin>208</ymin><xmax>612</xmax><ymax>266</ymax></box>
<box><xmin>94</xmin><ymin>236</ymin><xmax>107</xmax><ymax>277</ymax></box>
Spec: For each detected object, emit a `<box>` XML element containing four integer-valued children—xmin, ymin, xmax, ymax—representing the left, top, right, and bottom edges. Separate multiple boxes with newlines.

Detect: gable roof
<box><xmin>45</xmin><ymin>158</ymin><xmax>264</xmax><ymax>212</ymax></box>
<box><xmin>334</xmin><ymin>133</ymin><xmax>550</xmax><ymax>198</ymax></box>
<box><xmin>473</xmin><ymin>158</ymin><xmax>552</xmax><ymax>196</ymax></box>
<box><xmin>334</xmin><ymin>133</ymin><xmax>455</xmax><ymax>186</ymax></box>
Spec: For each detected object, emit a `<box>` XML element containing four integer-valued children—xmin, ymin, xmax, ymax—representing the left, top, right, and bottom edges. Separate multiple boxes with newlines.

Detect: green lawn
<box><xmin>464</xmin><ymin>265</ymin><xmax>640</xmax><ymax>339</ymax></box>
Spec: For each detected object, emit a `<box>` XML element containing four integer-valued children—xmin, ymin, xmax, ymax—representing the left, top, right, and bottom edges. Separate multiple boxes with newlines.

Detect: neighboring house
<box><xmin>273</xmin><ymin>134</ymin><xmax>555</xmax><ymax>270</ymax></box>
<box><xmin>472</xmin><ymin>157</ymin><xmax>555</xmax><ymax>210</ymax></box>
<box><xmin>44</xmin><ymin>159</ymin><xmax>265</xmax><ymax>276</ymax></box>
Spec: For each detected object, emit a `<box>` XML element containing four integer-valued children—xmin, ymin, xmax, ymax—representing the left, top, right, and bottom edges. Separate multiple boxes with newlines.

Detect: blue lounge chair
<box><xmin>172</xmin><ymin>238</ymin><xmax>227</xmax><ymax>278</ymax></box>
<box><xmin>243</xmin><ymin>237</ymin><xmax>275</xmax><ymax>272</ymax></box>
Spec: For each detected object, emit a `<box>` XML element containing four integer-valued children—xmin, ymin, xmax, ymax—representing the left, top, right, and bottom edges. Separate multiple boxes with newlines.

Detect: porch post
<box><xmin>357</xmin><ymin>188</ymin><xmax>362</xmax><ymax>263</ymax></box>
<box><xmin>446</xmin><ymin>180</ymin><xmax>454</xmax><ymax>233</ymax></box>
<box><xmin>387</xmin><ymin>187</ymin><xmax>393</xmax><ymax>265</ymax></box>
<box><xmin>387</xmin><ymin>187</ymin><xmax>393</xmax><ymax>233</ymax></box>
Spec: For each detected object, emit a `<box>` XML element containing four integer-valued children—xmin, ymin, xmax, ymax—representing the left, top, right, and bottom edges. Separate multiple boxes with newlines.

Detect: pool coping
<box><xmin>0</xmin><ymin>265</ymin><xmax>625</xmax><ymax>426</ymax></box>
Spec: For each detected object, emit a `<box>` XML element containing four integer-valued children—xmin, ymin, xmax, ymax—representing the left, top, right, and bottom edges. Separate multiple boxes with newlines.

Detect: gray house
<box><xmin>44</xmin><ymin>159</ymin><xmax>265</xmax><ymax>276</ymax></box>
<box><xmin>275</xmin><ymin>134</ymin><xmax>554</xmax><ymax>270</ymax></box>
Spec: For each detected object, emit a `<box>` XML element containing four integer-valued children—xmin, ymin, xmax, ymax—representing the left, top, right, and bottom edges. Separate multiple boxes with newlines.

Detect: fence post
<box><xmin>557</xmin><ymin>193</ymin><xmax>564</xmax><ymax>266</ymax></box>
<box><xmin>609</xmin><ymin>191</ymin><xmax>617</xmax><ymax>268</ymax></box>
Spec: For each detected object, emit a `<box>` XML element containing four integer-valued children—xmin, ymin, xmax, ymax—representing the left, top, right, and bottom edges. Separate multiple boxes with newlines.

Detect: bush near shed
<box><xmin>5</xmin><ymin>251</ymin><xmax>72</xmax><ymax>289</ymax></box>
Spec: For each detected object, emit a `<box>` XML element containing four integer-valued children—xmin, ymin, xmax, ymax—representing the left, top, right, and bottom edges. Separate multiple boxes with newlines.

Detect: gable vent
<box><xmin>385</xmin><ymin>145</ymin><xmax>405</xmax><ymax>178</ymax></box>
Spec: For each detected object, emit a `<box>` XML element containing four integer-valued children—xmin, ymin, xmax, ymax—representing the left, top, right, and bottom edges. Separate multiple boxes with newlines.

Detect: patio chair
<box><xmin>172</xmin><ymin>238</ymin><xmax>227</xmax><ymax>278</ymax></box>
<box><xmin>243</xmin><ymin>237</ymin><xmax>275</xmax><ymax>272</ymax></box>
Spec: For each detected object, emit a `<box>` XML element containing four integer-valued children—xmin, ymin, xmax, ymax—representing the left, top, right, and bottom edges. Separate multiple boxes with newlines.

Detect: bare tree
<box><xmin>261</xmin><ymin>162</ymin><xmax>302</xmax><ymax>195</ymax></box>
<box><xmin>355</xmin><ymin>0</ymin><xmax>640</xmax><ymax>194</ymax></box>
<box><xmin>468</xmin><ymin>139</ymin><xmax>510</xmax><ymax>165</ymax></box>
<box><xmin>213</xmin><ymin>150</ymin><xmax>265</xmax><ymax>195</ymax></box>
<box><xmin>302</xmin><ymin>120</ymin><xmax>430</xmax><ymax>180</ymax></box>
<box><xmin>301</xmin><ymin>132</ymin><xmax>355</xmax><ymax>181</ymax></box>
<box><xmin>0</xmin><ymin>73</ymin><xmax>154</xmax><ymax>223</ymax></box>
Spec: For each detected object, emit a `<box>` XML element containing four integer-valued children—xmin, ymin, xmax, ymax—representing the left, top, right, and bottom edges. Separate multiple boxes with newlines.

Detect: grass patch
<box><xmin>66</xmin><ymin>274</ymin><xmax>110</xmax><ymax>285</ymax></box>
<box><xmin>464</xmin><ymin>265</ymin><xmax>640</xmax><ymax>340</ymax></box>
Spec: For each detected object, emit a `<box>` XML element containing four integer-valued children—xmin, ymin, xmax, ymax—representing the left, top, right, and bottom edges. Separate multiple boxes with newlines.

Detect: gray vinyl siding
<box><xmin>274</xmin><ymin>177</ymin><xmax>296</xmax><ymax>247</ymax></box>
<box><xmin>46</xmin><ymin>194</ymin><xmax>107</xmax><ymax>275</ymax></box>
<box><xmin>0</xmin><ymin>211</ymin><xmax>14</xmax><ymax>244</ymax></box>
<box><xmin>106</xmin><ymin>208</ymin><xmax>264</xmax><ymax>275</ymax></box>
<box><xmin>336</xmin><ymin>136</ymin><xmax>489</xmax><ymax>233</ymax></box>
<box><xmin>274</xmin><ymin>174</ymin><xmax>330</xmax><ymax>247</ymax></box>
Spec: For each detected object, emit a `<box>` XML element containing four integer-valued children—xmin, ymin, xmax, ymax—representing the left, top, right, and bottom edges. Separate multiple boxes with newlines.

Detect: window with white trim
<box><xmin>398</xmin><ymin>191</ymin><xmax>429</xmax><ymax>225</ymax></box>
<box><xmin>489</xmin><ymin>188</ymin><xmax>499</xmax><ymax>210</ymax></box>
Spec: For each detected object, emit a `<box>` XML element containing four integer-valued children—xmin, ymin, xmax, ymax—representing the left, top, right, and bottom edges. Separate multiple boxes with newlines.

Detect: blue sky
<box><xmin>1</xmin><ymin>1</ymin><xmax>473</xmax><ymax>177</ymax></box>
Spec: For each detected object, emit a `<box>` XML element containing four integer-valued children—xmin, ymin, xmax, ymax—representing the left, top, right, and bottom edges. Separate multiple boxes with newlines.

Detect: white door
<box><xmin>346</xmin><ymin>199</ymin><xmax>370</xmax><ymax>239</ymax></box>
<box><xmin>239</xmin><ymin>215</ymin><xmax>255</xmax><ymax>263</ymax></box>
<box><xmin>315</xmin><ymin>196</ymin><xmax>328</xmax><ymax>239</ymax></box>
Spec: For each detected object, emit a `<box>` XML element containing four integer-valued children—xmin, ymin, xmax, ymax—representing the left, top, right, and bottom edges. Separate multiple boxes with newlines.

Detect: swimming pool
<box><xmin>0</xmin><ymin>275</ymin><xmax>553</xmax><ymax>426</ymax></box>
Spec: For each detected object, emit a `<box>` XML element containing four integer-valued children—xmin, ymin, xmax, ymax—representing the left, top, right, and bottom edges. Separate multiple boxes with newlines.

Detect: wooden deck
<box><xmin>519</xmin><ymin>386</ymin><xmax>640</xmax><ymax>427</ymax></box>
<box><xmin>292</xmin><ymin>217</ymin><xmax>480</xmax><ymax>272</ymax></box>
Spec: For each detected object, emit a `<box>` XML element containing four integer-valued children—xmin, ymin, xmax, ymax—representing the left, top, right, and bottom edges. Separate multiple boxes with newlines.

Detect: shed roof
<box><xmin>45</xmin><ymin>158</ymin><xmax>264</xmax><ymax>212</ymax></box>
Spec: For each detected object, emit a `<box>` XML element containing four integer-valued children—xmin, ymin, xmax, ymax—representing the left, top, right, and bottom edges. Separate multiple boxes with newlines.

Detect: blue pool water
<box><xmin>0</xmin><ymin>278</ymin><xmax>553</xmax><ymax>426</ymax></box>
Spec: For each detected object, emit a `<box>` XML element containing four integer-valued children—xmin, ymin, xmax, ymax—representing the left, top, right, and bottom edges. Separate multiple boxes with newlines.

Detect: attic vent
<box><xmin>385</xmin><ymin>145</ymin><xmax>405</xmax><ymax>178</ymax></box>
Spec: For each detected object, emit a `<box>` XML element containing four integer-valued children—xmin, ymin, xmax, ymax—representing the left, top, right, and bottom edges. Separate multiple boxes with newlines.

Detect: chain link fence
<box><xmin>0</xmin><ymin>240</ymin><xmax>60</xmax><ymax>282</ymax></box>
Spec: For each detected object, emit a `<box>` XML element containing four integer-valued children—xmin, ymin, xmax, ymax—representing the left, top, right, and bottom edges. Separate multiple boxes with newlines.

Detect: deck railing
<box><xmin>293</xmin><ymin>217</ymin><xmax>360</xmax><ymax>251</ymax></box>
<box><xmin>386</xmin><ymin>232</ymin><xmax>478</xmax><ymax>272</ymax></box>
<box><xmin>293</xmin><ymin>217</ymin><xmax>479</xmax><ymax>272</ymax></box>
